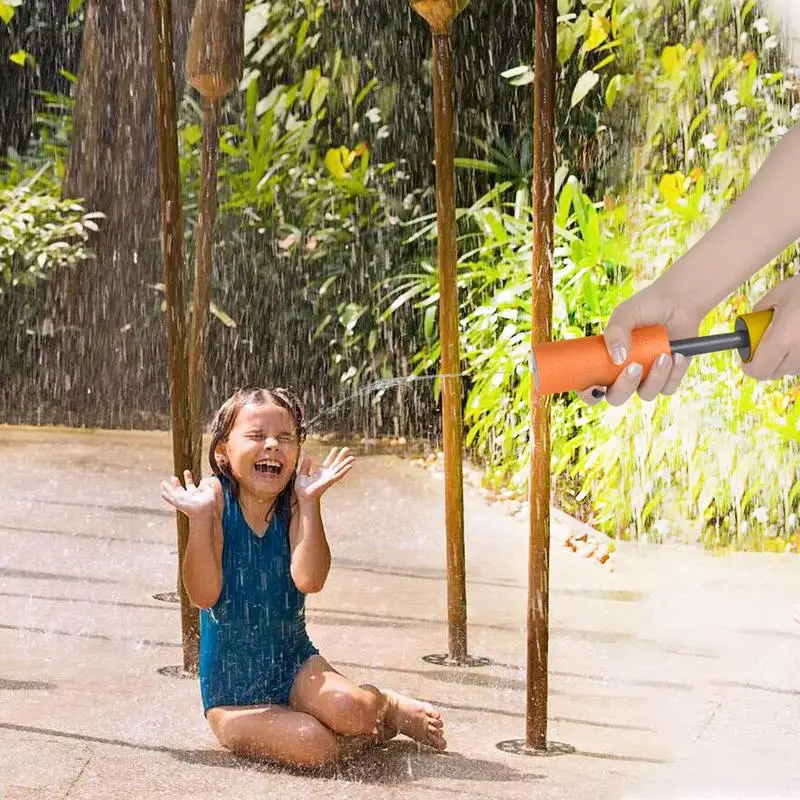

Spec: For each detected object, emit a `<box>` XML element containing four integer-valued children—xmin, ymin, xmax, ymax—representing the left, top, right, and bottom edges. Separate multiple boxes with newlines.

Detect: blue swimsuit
<box><xmin>198</xmin><ymin>475</ymin><xmax>319</xmax><ymax>713</ymax></box>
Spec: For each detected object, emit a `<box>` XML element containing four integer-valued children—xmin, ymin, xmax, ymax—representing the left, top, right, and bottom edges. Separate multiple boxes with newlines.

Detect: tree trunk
<box><xmin>43</xmin><ymin>0</ymin><xmax>194</xmax><ymax>427</ymax></box>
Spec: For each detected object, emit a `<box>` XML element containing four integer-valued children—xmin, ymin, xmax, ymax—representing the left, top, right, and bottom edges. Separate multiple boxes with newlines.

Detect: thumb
<box><xmin>602</xmin><ymin>303</ymin><xmax>638</xmax><ymax>366</ymax></box>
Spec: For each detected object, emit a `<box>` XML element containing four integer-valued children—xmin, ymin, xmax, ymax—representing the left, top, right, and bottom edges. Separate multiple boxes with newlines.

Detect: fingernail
<box><xmin>591</xmin><ymin>388</ymin><xmax>606</xmax><ymax>399</ymax></box>
<box><xmin>657</xmin><ymin>353</ymin><xmax>669</xmax><ymax>367</ymax></box>
<box><xmin>674</xmin><ymin>353</ymin><xmax>685</xmax><ymax>366</ymax></box>
<box><xmin>627</xmin><ymin>362</ymin><xmax>643</xmax><ymax>378</ymax></box>
<box><xmin>612</xmin><ymin>346</ymin><xmax>628</xmax><ymax>366</ymax></box>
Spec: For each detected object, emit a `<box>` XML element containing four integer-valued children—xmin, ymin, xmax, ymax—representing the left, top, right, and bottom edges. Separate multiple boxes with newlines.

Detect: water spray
<box><xmin>307</xmin><ymin>310</ymin><xmax>775</xmax><ymax>429</ymax></box>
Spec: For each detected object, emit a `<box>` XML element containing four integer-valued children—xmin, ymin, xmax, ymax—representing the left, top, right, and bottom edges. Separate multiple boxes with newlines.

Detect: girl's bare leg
<box><xmin>206</xmin><ymin>703</ymin><xmax>374</xmax><ymax>768</ymax></box>
<box><xmin>289</xmin><ymin>655</ymin><xmax>446</xmax><ymax>751</ymax></box>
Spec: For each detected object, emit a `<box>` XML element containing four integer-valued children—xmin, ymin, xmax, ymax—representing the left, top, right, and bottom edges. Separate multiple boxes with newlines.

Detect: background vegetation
<box><xmin>2</xmin><ymin>0</ymin><xmax>799</xmax><ymax>550</ymax></box>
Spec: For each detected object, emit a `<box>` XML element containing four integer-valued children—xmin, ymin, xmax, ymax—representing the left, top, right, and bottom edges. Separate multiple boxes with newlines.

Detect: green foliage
<box><xmin>0</xmin><ymin>82</ymin><xmax>82</xmax><ymax>296</ymax></box>
<box><xmin>0</xmin><ymin>166</ymin><xmax>100</xmax><ymax>295</ymax></box>
<box><xmin>3</xmin><ymin>0</ymin><xmax>800</xmax><ymax>551</ymax></box>
<box><xmin>0</xmin><ymin>0</ymin><xmax>22</xmax><ymax>26</ymax></box>
<box><xmin>178</xmin><ymin>0</ymin><xmax>416</xmax><ymax>394</ymax></box>
<box><xmin>2</xmin><ymin>0</ymin><xmax>82</xmax><ymax>69</ymax></box>
<box><xmin>385</xmin><ymin>0</ymin><xmax>800</xmax><ymax>551</ymax></box>
<box><xmin>386</xmin><ymin>174</ymin><xmax>632</xmax><ymax>486</ymax></box>
<box><xmin>571</xmin><ymin>0</ymin><xmax>800</xmax><ymax>548</ymax></box>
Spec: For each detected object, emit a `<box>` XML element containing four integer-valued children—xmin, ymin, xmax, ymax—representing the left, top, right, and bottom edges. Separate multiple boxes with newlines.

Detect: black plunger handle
<box><xmin>670</xmin><ymin>330</ymin><xmax>749</xmax><ymax>359</ymax></box>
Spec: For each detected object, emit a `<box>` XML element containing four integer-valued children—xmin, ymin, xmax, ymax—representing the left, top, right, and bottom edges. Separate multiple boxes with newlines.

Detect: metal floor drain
<box><xmin>496</xmin><ymin>739</ymin><xmax>575</xmax><ymax>757</ymax></box>
<box><xmin>152</xmin><ymin>592</ymin><xmax>179</xmax><ymax>603</ymax></box>
<box><xmin>156</xmin><ymin>665</ymin><xmax>196</xmax><ymax>680</ymax></box>
<box><xmin>422</xmin><ymin>653</ymin><xmax>492</xmax><ymax>668</ymax></box>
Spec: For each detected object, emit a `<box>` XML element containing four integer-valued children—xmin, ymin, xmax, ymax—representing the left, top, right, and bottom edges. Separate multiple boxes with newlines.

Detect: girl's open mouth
<box><xmin>255</xmin><ymin>459</ymin><xmax>282</xmax><ymax>477</ymax></box>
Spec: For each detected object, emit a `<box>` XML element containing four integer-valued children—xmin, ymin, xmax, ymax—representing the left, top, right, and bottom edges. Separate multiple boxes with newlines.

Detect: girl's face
<box><xmin>217</xmin><ymin>401</ymin><xmax>300</xmax><ymax>498</ymax></box>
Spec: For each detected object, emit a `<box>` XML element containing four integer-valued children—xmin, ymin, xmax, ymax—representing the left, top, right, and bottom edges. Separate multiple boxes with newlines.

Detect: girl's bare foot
<box><xmin>384</xmin><ymin>690</ymin><xmax>446</xmax><ymax>751</ymax></box>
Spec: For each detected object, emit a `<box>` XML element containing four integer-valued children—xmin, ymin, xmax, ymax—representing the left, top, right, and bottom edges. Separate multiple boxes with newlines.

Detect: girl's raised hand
<box><xmin>161</xmin><ymin>470</ymin><xmax>216</xmax><ymax>518</ymax></box>
<box><xmin>295</xmin><ymin>447</ymin><xmax>354</xmax><ymax>502</ymax></box>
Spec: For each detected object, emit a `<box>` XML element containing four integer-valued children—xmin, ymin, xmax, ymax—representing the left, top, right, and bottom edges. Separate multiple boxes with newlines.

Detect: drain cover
<box><xmin>496</xmin><ymin>739</ymin><xmax>575</xmax><ymax>757</ymax></box>
<box><xmin>422</xmin><ymin>653</ymin><xmax>492</xmax><ymax>668</ymax></box>
<box><xmin>156</xmin><ymin>665</ymin><xmax>196</xmax><ymax>680</ymax></box>
<box><xmin>152</xmin><ymin>592</ymin><xmax>180</xmax><ymax>603</ymax></box>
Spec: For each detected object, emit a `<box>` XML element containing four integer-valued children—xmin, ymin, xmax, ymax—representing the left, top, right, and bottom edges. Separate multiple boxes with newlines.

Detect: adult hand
<box><xmin>741</xmin><ymin>276</ymin><xmax>800</xmax><ymax>380</ymax></box>
<box><xmin>577</xmin><ymin>280</ymin><xmax>706</xmax><ymax>406</ymax></box>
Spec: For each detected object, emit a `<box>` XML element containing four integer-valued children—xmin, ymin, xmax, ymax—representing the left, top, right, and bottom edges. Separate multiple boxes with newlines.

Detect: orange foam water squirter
<box><xmin>530</xmin><ymin>310</ymin><xmax>775</xmax><ymax>396</ymax></box>
<box><xmin>531</xmin><ymin>326</ymin><xmax>671</xmax><ymax>395</ymax></box>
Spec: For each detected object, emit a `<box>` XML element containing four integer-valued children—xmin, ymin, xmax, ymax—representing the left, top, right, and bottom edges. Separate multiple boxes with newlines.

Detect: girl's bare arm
<box><xmin>288</xmin><ymin>496</ymin><xmax>331</xmax><ymax>594</ymax></box>
<box><xmin>162</xmin><ymin>472</ymin><xmax>224</xmax><ymax>608</ymax></box>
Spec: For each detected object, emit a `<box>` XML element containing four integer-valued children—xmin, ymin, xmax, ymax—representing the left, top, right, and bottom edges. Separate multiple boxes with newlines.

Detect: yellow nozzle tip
<box><xmin>735</xmin><ymin>309</ymin><xmax>775</xmax><ymax>363</ymax></box>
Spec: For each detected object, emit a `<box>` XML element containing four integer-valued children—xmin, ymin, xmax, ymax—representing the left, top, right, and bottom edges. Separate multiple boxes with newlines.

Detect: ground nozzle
<box><xmin>186</xmin><ymin>0</ymin><xmax>245</xmax><ymax>100</ymax></box>
<box><xmin>409</xmin><ymin>0</ymin><xmax>470</xmax><ymax>33</ymax></box>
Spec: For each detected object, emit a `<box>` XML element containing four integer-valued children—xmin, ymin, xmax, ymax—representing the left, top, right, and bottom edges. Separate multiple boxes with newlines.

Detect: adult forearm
<box><xmin>290</xmin><ymin>500</ymin><xmax>331</xmax><ymax>594</ymax></box>
<box><xmin>658</xmin><ymin>123</ymin><xmax>800</xmax><ymax>313</ymax></box>
<box><xmin>182</xmin><ymin>510</ymin><xmax>221</xmax><ymax>608</ymax></box>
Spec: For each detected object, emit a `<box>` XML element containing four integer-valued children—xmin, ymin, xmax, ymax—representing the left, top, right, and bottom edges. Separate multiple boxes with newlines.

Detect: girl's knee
<box><xmin>324</xmin><ymin>684</ymin><xmax>385</xmax><ymax>737</ymax></box>
<box><xmin>212</xmin><ymin>716</ymin><xmax>248</xmax><ymax>754</ymax></box>
<box><xmin>214</xmin><ymin>722</ymin><xmax>246</xmax><ymax>755</ymax></box>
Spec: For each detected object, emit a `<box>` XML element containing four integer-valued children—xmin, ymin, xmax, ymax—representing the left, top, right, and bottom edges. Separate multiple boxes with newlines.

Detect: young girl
<box><xmin>160</xmin><ymin>386</ymin><xmax>446</xmax><ymax>767</ymax></box>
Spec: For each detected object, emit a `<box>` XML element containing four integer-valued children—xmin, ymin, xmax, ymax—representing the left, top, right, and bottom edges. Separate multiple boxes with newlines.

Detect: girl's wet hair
<box><xmin>208</xmin><ymin>386</ymin><xmax>307</xmax><ymax>503</ymax></box>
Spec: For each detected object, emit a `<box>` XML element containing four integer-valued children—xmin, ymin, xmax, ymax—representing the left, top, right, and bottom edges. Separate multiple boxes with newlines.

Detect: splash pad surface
<box><xmin>2</xmin><ymin>426</ymin><xmax>800</xmax><ymax>798</ymax></box>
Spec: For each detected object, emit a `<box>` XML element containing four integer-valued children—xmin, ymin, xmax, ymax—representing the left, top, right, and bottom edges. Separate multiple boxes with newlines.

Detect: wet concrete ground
<box><xmin>1</xmin><ymin>426</ymin><xmax>800</xmax><ymax>799</ymax></box>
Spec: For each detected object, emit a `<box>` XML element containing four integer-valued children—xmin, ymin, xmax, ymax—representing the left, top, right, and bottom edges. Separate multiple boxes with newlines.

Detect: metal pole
<box><xmin>410</xmin><ymin>0</ymin><xmax>473</xmax><ymax>665</ymax></box>
<box><xmin>184</xmin><ymin>0</ymin><xmax>243</xmax><ymax>483</ymax></box>
<box><xmin>188</xmin><ymin>98</ymin><xmax>220</xmax><ymax>482</ymax></box>
<box><xmin>150</xmin><ymin>0</ymin><xmax>198</xmax><ymax>674</ymax></box>
<box><xmin>527</xmin><ymin>0</ymin><xmax>557</xmax><ymax>750</ymax></box>
<box><xmin>431</xmin><ymin>30</ymin><xmax>468</xmax><ymax>663</ymax></box>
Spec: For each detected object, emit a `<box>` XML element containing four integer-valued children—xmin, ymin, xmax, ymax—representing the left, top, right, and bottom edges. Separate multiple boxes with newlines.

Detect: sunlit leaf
<box><xmin>571</xmin><ymin>70</ymin><xmax>599</xmax><ymax>107</ymax></box>
<box><xmin>0</xmin><ymin>2</ymin><xmax>16</xmax><ymax>24</ymax></box>
<box><xmin>557</xmin><ymin>26</ymin><xmax>578</xmax><ymax>65</ymax></box>
<box><xmin>582</xmin><ymin>14</ymin><xmax>610</xmax><ymax>53</ymax></box>
<box><xmin>501</xmin><ymin>64</ymin><xmax>534</xmax><ymax>86</ymax></box>
<box><xmin>210</xmin><ymin>302</ymin><xmax>237</xmax><ymax>328</ymax></box>
<box><xmin>573</xmin><ymin>9</ymin><xmax>590</xmax><ymax>37</ymax></box>
<box><xmin>658</xmin><ymin>172</ymin><xmax>685</xmax><ymax>205</ymax></box>
<box><xmin>310</xmin><ymin>76</ymin><xmax>329</xmax><ymax>115</ymax></box>
<box><xmin>454</xmin><ymin>158</ymin><xmax>501</xmax><ymax>174</ymax></box>
<box><xmin>688</xmin><ymin>106</ymin><xmax>710</xmax><ymax>137</ymax></box>
<box><xmin>605</xmin><ymin>74</ymin><xmax>622</xmax><ymax>109</ymax></box>
<box><xmin>660</xmin><ymin>43</ymin><xmax>687</xmax><ymax>78</ymax></box>
<box><xmin>324</xmin><ymin>147</ymin><xmax>352</xmax><ymax>180</ymax></box>
<box><xmin>182</xmin><ymin>124</ymin><xmax>202</xmax><ymax>146</ymax></box>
